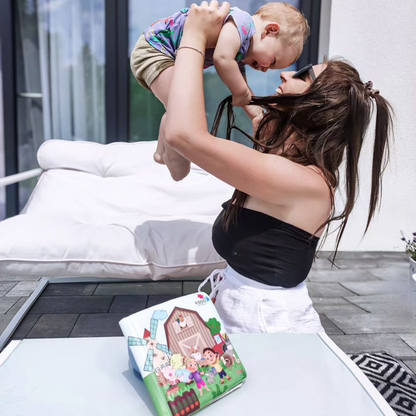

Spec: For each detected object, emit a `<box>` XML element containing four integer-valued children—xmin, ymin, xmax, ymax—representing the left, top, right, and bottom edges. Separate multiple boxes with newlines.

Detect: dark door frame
<box><xmin>299</xmin><ymin>0</ymin><xmax>322</xmax><ymax>67</ymax></box>
<box><xmin>105</xmin><ymin>0</ymin><xmax>129</xmax><ymax>143</ymax></box>
<box><xmin>0</xmin><ymin>0</ymin><xmax>19</xmax><ymax>217</ymax></box>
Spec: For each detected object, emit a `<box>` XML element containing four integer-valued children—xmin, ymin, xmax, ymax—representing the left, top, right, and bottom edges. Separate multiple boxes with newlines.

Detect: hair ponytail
<box><xmin>366</xmin><ymin>93</ymin><xmax>393</xmax><ymax>232</ymax></box>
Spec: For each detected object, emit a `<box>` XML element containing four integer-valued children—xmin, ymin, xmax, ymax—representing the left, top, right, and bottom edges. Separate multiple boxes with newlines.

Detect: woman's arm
<box><xmin>165</xmin><ymin>2</ymin><xmax>326</xmax><ymax>204</ymax></box>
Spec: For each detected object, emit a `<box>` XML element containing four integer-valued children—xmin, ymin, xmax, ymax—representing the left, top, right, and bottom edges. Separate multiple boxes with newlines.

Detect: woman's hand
<box><xmin>241</xmin><ymin>103</ymin><xmax>264</xmax><ymax>136</ymax></box>
<box><xmin>232</xmin><ymin>89</ymin><xmax>251</xmax><ymax>107</ymax></box>
<box><xmin>183</xmin><ymin>1</ymin><xmax>231</xmax><ymax>49</ymax></box>
<box><xmin>252</xmin><ymin>111</ymin><xmax>264</xmax><ymax>137</ymax></box>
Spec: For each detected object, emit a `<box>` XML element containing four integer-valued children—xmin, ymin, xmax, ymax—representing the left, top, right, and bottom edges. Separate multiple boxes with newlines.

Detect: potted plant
<box><xmin>401</xmin><ymin>231</ymin><xmax>416</xmax><ymax>282</ymax></box>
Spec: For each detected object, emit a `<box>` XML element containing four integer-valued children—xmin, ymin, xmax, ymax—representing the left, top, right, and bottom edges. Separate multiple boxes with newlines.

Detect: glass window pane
<box><xmin>17</xmin><ymin>97</ymin><xmax>44</xmax><ymax>173</ymax></box>
<box><xmin>128</xmin><ymin>0</ymin><xmax>300</xmax><ymax>144</ymax></box>
<box><xmin>16</xmin><ymin>0</ymin><xmax>42</xmax><ymax>95</ymax></box>
<box><xmin>35</xmin><ymin>0</ymin><xmax>106</xmax><ymax>143</ymax></box>
<box><xmin>15</xmin><ymin>0</ymin><xmax>106</xmax><ymax>211</ymax></box>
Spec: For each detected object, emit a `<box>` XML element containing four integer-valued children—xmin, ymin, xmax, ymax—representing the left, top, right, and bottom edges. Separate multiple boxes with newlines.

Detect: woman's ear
<box><xmin>263</xmin><ymin>22</ymin><xmax>280</xmax><ymax>38</ymax></box>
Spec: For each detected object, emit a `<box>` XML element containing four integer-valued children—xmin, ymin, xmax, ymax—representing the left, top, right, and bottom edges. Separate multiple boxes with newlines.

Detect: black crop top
<box><xmin>212</xmin><ymin>200</ymin><xmax>320</xmax><ymax>288</ymax></box>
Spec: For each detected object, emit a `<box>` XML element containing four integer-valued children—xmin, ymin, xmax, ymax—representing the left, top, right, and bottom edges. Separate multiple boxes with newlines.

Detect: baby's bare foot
<box><xmin>163</xmin><ymin>153</ymin><xmax>191</xmax><ymax>181</ymax></box>
<box><xmin>153</xmin><ymin>152</ymin><xmax>165</xmax><ymax>165</ymax></box>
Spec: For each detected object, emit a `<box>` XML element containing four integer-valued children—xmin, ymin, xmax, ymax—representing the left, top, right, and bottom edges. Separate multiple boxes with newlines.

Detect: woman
<box><xmin>164</xmin><ymin>2</ymin><xmax>393</xmax><ymax>334</ymax></box>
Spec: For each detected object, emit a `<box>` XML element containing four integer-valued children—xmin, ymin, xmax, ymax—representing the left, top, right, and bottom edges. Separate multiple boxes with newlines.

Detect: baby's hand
<box><xmin>232</xmin><ymin>89</ymin><xmax>252</xmax><ymax>107</ymax></box>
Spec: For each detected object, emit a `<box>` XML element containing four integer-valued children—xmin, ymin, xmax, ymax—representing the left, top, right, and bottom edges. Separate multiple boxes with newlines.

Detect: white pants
<box><xmin>199</xmin><ymin>266</ymin><xmax>325</xmax><ymax>334</ymax></box>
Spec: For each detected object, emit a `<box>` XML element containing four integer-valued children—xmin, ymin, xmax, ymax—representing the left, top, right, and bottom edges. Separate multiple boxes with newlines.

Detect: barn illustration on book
<box><xmin>123</xmin><ymin>293</ymin><xmax>247</xmax><ymax>416</ymax></box>
<box><xmin>165</xmin><ymin>307</ymin><xmax>230</xmax><ymax>358</ymax></box>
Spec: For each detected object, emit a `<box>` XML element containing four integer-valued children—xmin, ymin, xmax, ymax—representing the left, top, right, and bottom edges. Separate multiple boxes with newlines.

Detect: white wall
<box><xmin>320</xmin><ymin>0</ymin><xmax>416</xmax><ymax>251</ymax></box>
<box><xmin>0</xmin><ymin>42</ymin><xmax>5</xmax><ymax>220</ymax></box>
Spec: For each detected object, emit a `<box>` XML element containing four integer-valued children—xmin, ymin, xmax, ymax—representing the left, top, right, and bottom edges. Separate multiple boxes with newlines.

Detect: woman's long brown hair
<box><xmin>211</xmin><ymin>59</ymin><xmax>393</xmax><ymax>262</ymax></box>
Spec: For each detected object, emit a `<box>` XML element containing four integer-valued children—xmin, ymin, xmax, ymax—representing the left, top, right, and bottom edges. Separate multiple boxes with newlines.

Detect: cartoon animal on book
<box><xmin>161</xmin><ymin>365</ymin><xmax>180</xmax><ymax>386</ymax></box>
<box><xmin>128</xmin><ymin>310</ymin><xmax>172</xmax><ymax>372</ymax></box>
<box><xmin>182</xmin><ymin>344</ymin><xmax>206</xmax><ymax>365</ymax></box>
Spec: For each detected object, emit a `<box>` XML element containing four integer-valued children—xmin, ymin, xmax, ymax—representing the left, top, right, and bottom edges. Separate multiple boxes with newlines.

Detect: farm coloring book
<box><xmin>119</xmin><ymin>292</ymin><xmax>247</xmax><ymax>416</ymax></box>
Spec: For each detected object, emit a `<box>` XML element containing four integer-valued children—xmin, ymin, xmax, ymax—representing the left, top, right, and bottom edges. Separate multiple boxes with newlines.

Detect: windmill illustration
<box><xmin>128</xmin><ymin>310</ymin><xmax>172</xmax><ymax>372</ymax></box>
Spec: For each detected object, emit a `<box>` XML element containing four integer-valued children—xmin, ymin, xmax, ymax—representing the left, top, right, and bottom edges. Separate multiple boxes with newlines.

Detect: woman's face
<box><xmin>276</xmin><ymin>63</ymin><xmax>326</xmax><ymax>95</ymax></box>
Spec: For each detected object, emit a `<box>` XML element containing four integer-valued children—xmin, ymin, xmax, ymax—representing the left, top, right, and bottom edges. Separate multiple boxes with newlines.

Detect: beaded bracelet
<box><xmin>175</xmin><ymin>46</ymin><xmax>205</xmax><ymax>60</ymax></box>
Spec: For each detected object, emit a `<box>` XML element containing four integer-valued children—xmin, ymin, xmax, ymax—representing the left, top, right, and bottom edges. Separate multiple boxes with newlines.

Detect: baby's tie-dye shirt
<box><xmin>143</xmin><ymin>7</ymin><xmax>256</xmax><ymax>73</ymax></box>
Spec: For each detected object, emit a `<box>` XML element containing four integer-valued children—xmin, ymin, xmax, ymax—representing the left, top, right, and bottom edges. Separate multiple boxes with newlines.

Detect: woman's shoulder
<box><xmin>306</xmin><ymin>165</ymin><xmax>322</xmax><ymax>175</ymax></box>
<box><xmin>305</xmin><ymin>165</ymin><xmax>334</xmax><ymax>196</ymax></box>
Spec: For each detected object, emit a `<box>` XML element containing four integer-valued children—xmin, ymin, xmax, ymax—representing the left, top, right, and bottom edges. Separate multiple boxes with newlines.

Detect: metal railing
<box><xmin>0</xmin><ymin>168</ymin><xmax>43</xmax><ymax>188</ymax></box>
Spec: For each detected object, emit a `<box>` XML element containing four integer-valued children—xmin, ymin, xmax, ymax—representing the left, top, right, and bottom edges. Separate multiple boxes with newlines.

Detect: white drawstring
<box><xmin>198</xmin><ymin>268</ymin><xmax>227</xmax><ymax>299</ymax></box>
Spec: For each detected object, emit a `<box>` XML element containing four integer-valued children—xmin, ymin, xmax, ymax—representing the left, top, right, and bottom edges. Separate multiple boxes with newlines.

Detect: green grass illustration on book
<box><xmin>128</xmin><ymin>303</ymin><xmax>247</xmax><ymax>416</ymax></box>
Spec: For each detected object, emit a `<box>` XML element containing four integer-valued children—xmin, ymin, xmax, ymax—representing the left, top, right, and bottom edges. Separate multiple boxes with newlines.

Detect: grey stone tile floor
<box><xmin>1</xmin><ymin>252</ymin><xmax>415</xmax><ymax>374</ymax></box>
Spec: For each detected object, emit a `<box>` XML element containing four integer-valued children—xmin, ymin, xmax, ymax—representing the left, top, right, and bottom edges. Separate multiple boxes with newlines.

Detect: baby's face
<box><xmin>245</xmin><ymin>36</ymin><xmax>299</xmax><ymax>72</ymax></box>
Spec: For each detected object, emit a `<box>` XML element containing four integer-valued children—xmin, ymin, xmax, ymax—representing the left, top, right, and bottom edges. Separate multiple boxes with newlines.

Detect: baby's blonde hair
<box><xmin>254</xmin><ymin>2</ymin><xmax>310</xmax><ymax>58</ymax></box>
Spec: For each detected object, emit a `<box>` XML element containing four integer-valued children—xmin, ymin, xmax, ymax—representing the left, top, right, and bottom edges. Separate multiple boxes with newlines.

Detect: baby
<box><xmin>131</xmin><ymin>3</ymin><xmax>310</xmax><ymax>181</ymax></box>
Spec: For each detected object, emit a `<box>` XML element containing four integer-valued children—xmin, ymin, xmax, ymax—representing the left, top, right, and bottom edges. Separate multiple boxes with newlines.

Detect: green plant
<box><xmin>210</xmin><ymin>382</ymin><xmax>228</xmax><ymax>400</ymax></box>
<box><xmin>401</xmin><ymin>231</ymin><xmax>416</xmax><ymax>261</ymax></box>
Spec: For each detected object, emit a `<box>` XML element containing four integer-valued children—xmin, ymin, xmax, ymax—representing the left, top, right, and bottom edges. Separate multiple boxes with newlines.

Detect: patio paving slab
<box><xmin>328</xmin><ymin>258</ymin><xmax>380</xmax><ymax>269</ymax></box>
<box><xmin>310</xmin><ymin>258</ymin><xmax>341</xmax><ymax>270</ymax></box>
<box><xmin>94</xmin><ymin>282</ymin><xmax>182</xmax><ymax>296</ymax></box>
<box><xmin>183</xmin><ymin>281</ymin><xmax>212</xmax><ymax>295</ymax></box>
<box><xmin>348</xmin><ymin>301</ymin><xmax>414</xmax><ymax>317</ymax></box>
<box><xmin>43</xmin><ymin>283</ymin><xmax>98</xmax><ymax>296</ymax></box>
<box><xmin>367</xmin><ymin>267</ymin><xmax>411</xmax><ymax>281</ymax></box>
<box><xmin>313</xmin><ymin>303</ymin><xmax>367</xmax><ymax>315</ymax></box>
<box><xmin>324</xmin><ymin>313</ymin><xmax>416</xmax><ymax>334</ymax></box>
<box><xmin>109</xmin><ymin>295</ymin><xmax>148</xmax><ymax>314</ymax></box>
<box><xmin>0</xmin><ymin>315</ymin><xmax>14</xmax><ymax>333</ymax></box>
<box><xmin>311</xmin><ymin>297</ymin><xmax>351</xmax><ymax>306</ymax></box>
<box><xmin>70</xmin><ymin>313</ymin><xmax>125</xmax><ymax>337</ymax></box>
<box><xmin>319</xmin><ymin>252</ymin><xmax>406</xmax><ymax>261</ymax></box>
<box><xmin>0</xmin><ymin>297</ymin><xmax>20</xmax><ymax>314</ymax></box>
<box><xmin>5</xmin><ymin>281</ymin><xmax>40</xmax><ymax>297</ymax></box>
<box><xmin>340</xmin><ymin>280</ymin><xmax>416</xmax><ymax>296</ymax></box>
<box><xmin>344</xmin><ymin>293</ymin><xmax>415</xmax><ymax>315</ymax></box>
<box><xmin>0</xmin><ymin>274</ymin><xmax>42</xmax><ymax>281</ymax></box>
<box><xmin>328</xmin><ymin>334</ymin><xmax>416</xmax><ymax>359</ymax></box>
<box><xmin>345</xmin><ymin>293</ymin><xmax>416</xmax><ymax>304</ymax></box>
<box><xmin>319</xmin><ymin>315</ymin><xmax>344</xmax><ymax>335</ymax></box>
<box><xmin>29</xmin><ymin>296</ymin><xmax>114</xmax><ymax>314</ymax></box>
<box><xmin>400</xmin><ymin>334</ymin><xmax>416</xmax><ymax>351</ymax></box>
<box><xmin>376</xmin><ymin>260</ymin><xmax>409</xmax><ymax>268</ymax></box>
<box><xmin>27</xmin><ymin>314</ymin><xmax>79</xmax><ymax>338</ymax></box>
<box><xmin>6</xmin><ymin>297</ymin><xmax>28</xmax><ymax>315</ymax></box>
<box><xmin>308</xmin><ymin>269</ymin><xmax>379</xmax><ymax>283</ymax></box>
<box><xmin>147</xmin><ymin>295</ymin><xmax>179</xmax><ymax>308</ymax></box>
<box><xmin>306</xmin><ymin>282</ymin><xmax>357</xmax><ymax>297</ymax></box>
<box><xmin>0</xmin><ymin>282</ymin><xmax>17</xmax><ymax>296</ymax></box>
<box><xmin>403</xmin><ymin>360</ymin><xmax>416</xmax><ymax>374</ymax></box>
<box><xmin>11</xmin><ymin>314</ymin><xmax>41</xmax><ymax>339</ymax></box>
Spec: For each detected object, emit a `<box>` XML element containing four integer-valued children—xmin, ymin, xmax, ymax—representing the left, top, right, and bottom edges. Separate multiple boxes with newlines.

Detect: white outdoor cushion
<box><xmin>0</xmin><ymin>140</ymin><xmax>233</xmax><ymax>280</ymax></box>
